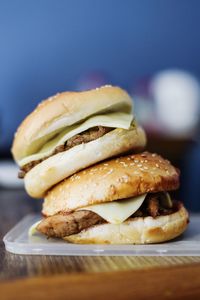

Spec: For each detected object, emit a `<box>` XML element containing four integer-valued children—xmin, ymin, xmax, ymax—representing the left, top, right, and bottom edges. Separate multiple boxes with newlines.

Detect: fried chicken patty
<box><xmin>37</xmin><ymin>193</ymin><xmax>179</xmax><ymax>238</ymax></box>
<box><xmin>37</xmin><ymin>210</ymin><xmax>104</xmax><ymax>238</ymax></box>
<box><xmin>19</xmin><ymin>126</ymin><xmax>112</xmax><ymax>178</ymax></box>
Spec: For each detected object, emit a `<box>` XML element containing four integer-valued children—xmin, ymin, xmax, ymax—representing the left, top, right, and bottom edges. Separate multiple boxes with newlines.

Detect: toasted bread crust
<box><xmin>12</xmin><ymin>85</ymin><xmax>132</xmax><ymax>162</ymax></box>
<box><xmin>43</xmin><ymin>152</ymin><xmax>179</xmax><ymax>216</ymax></box>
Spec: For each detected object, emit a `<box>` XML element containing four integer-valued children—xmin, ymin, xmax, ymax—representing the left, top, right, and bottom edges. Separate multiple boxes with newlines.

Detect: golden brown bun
<box><xmin>43</xmin><ymin>152</ymin><xmax>179</xmax><ymax>216</ymax></box>
<box><xmin>12</xmin><ymin>85</ymin><xmax>132</xmax><ymax>162</ymax></box>
<box><xmin>64</xmin><ymin>204</ymin><xmax>189</xmax><ymax>244</ymax></box>
<box><xmin>25</xmin><ymin>126</ymin><xmax>146</xmax><ymax>198</ymax></box>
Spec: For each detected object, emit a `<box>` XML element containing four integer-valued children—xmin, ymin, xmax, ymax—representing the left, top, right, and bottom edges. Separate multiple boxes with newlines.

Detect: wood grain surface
<box><xmin>1</xmin><ymin>188</ymin><xmax>200</xmax><ymax>291</ymax></box>
<box><xmin>1</xmin><ymin>263</ymin><xmax>200</xmax><ymax>300</ymax></box>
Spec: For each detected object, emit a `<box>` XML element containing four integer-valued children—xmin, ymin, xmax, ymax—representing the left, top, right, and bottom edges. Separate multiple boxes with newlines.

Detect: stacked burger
<box><xmin>12</xmin><ymin>86</ymin><xmax>189</xmax><ymax>244</ymax></box>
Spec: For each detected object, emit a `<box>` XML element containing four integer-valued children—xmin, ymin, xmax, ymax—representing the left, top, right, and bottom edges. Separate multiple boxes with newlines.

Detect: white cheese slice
<box><xmin>79</xmin><ymin>194</ymin><xmax>146</xmax><ymax>224</ymax></box>
<box><xmin>19</xmin><ymin>112</ymin><xmax>133</xmax><ymax>167</ymax></box>
<box><xmin>28</xmin><ymin>220</ymin><xmax>41</xmax><ymax>236</ymax></box>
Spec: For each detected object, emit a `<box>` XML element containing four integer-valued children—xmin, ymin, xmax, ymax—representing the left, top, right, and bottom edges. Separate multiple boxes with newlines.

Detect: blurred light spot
<box><xmin>151</xmin><ymin>70</ymin><xmax>200</xmax><ymax>137</ymax></box>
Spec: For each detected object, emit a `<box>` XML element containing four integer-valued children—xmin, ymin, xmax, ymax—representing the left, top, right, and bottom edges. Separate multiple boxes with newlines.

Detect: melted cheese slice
<box><xmin>19</xmin><ymin>112</ymin><xmax>133</xmax><ymax>167</ymax></box>
<box><xmin>28</xmin><ymin>220</ymin><xmax>41</xmax><ymax>236</ymax></box>
<box><xmin>79</xmin><ymin>194</ymin><xmax>146</xmax><ymax>224</ymax></box>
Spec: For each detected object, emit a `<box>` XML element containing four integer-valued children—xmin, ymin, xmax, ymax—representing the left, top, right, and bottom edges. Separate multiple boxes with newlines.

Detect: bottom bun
<box><xmin>63</xmin><ymin>205</ymin><xmax>189</xmax><ymax>244</ymax></box>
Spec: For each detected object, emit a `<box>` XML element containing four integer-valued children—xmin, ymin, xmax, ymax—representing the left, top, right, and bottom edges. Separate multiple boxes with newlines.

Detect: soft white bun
<box><xmin>25</xmin><ymin>126</ymin><xmax>146</xmax><ymax>198</ymax></box>
<box><xmin>12</xmin><ymin>85</ymin><xmax>132</xmax><ymax>162</ymax></box>
<box><xmin>64</xmin><ymin>205</ymin><xmax>189</xmax><ymax>244</ymax></box>
<box><xmin>43</xmin><ymin>152</ymin><xmax>179</xmax><ymax>216</ymax></box>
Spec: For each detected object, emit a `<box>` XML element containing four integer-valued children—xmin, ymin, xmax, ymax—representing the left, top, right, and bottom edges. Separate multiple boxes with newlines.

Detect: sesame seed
<box><xmin>122</xmin><ymin>175</ymin><xmax>129</xmax><ymax>182</ymax></box>
<box><xmin>107</xmin><ymin>169</ymin><xmax>113</xmax><ymax>175</ymax></box>
<box><xmin>102</xmin><ymin>84</ymin><xmax>112</xmax><ymax>88</ymax></box>
<box><xmin>156</xmin><ymin>164</ymin><xmax>159</xmax><ymax>168</ymax></box>
<box><xmin>117</xmin><ymin>175</ymin><xmax>129</xmax><ymax>183</ymax></box>
<box><xmin>133</xmin><ymin>171</ymin><xmax>140</xmax><ymax>175</ymax></box>
<box><xmin>120</xmin><ymin>161</ymin><xmax>128</xmax><ymax>167</ymax></box>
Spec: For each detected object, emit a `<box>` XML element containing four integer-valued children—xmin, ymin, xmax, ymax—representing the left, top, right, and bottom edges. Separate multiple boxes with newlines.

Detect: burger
<box><xmin>12</xmin><ymin>85</ymin><xmax>146</xmax><ymax>198</ymax></box>
<box><xmin>12</xmin><ymin>85</ymin><xmax>189</xmax><ymax>244</ymax></box>
<box><xmin>37</xmin><ymin>152</ymin><xmax>189</xmax><ymax>244</ymax></box>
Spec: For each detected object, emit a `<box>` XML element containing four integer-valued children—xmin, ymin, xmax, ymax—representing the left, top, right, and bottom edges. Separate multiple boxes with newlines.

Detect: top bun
<box><xmin>43</xmin><ymin>152</ymin><xmax>180</xmax><ymax>216</ymax></box>
<box><xmin>12</xmin><ymin>85</ymin><xmax>132</xmax><ymax>162</ymax></box>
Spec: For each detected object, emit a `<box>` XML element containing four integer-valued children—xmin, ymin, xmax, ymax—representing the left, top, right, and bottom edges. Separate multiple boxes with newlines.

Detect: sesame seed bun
<box><xmin>24</xmin><ymin>126</ymin><xmax>146</xmax><ymax>198</ymax></box>
<box><xmin>64</xmin><ymin>204</ymin><xmax>189</xmax><ymax>244</ymax></box>
<box><xmin>12</xmin><ymin>85</ymin><xmax>133</xmax><ymax>162</ymax></box>
<box><xmin>43</xmin><ymin>152</ymin><xmax>180</xmax><ymax>216</ymax></box>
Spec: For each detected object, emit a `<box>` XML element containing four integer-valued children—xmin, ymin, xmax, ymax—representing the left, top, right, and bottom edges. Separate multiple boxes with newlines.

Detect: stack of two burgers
<box><xmin>12</xmin><ymin>86</ymin><xmax>189</xmax><ymax>244</ymax></box>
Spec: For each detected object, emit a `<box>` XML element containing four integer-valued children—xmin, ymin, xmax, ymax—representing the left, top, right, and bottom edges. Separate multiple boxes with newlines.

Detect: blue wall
<box><xmin>0</xmin><ymin>0</ymin><xmax>200</xmax><ymax>148</ymax></box>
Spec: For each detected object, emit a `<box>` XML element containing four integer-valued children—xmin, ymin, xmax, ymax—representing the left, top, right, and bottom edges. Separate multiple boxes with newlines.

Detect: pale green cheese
<box><xmin>28</xmin><ymin>220</ymin><xmax>41</xmax><ymax>236</ymax></box>
<box><xmin>19</xmin><ymin>112</ymin><xmax>133</xmax><ymax>167</ymax></box>
<box><xmin>79</xmin><ymin>194</ymin><xmax>146</xmax><ymax>224</ymax></box>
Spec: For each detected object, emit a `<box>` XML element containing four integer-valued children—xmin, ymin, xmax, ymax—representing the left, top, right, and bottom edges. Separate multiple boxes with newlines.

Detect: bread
<box><xmin>64</xmin><ymin>204</ymin><xmax>189</xmax><ymax>244</ymax></box>
<box><xmin>24</xmin><ymin>126</ymin><xmax>146</xmax><ymax>198</ymax></box>
<box><xmin>43</xmin><ymin>152</ymin><xmax>179</xmax><ymax>216</ymax></box>
<box><xmin>12</xmin><ymin>85</ymin><xmax>132</xmax><ymax>162</ymax></box>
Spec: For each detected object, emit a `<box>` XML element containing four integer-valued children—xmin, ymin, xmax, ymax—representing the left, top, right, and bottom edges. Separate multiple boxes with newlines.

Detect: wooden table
<box><xmin>1</xmin><ymin>189</ymin><xmax>200</xmax><ymax>299</ymax></box>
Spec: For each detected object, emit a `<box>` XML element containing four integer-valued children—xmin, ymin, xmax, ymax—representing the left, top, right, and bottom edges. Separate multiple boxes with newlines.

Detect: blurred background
<box><xmin>0</xmin><ymin>0</ymin><xmax>200</xmax><ymax>210</ymax></box>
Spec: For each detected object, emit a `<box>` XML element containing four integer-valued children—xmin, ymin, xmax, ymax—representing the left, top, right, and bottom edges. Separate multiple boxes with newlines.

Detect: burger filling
<box><xmin>36</xmin><ymin>192</ymin><xmax>181</xmax><ymax>238</ymax></box>
<box><xmin>18</xmin><ymin>112</ymin><xmax>134</xmax><ymax>178</ymax></box>
<box><xmin>18</xmin><ymin>126</ymin><xmax>112</xmax><ymax>178</ymax></box>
